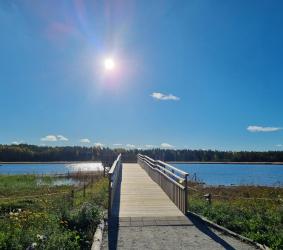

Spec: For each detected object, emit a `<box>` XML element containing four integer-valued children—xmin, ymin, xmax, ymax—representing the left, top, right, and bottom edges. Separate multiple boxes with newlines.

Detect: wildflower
<box><xmin>26</xmin><ymin>242</ymin><xmax>37</xmax><ymax>250</ymax></box>
<box><xmin>37</xmin><ymin>234</ymin><xmax>46</xmax><ymax>241</ymax></box>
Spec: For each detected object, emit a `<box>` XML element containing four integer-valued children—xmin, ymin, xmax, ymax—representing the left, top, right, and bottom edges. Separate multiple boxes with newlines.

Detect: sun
<box><xmin>104</xmin><ymin>58</ymin><xmax>115</xmax><ymax>70</ymax></box>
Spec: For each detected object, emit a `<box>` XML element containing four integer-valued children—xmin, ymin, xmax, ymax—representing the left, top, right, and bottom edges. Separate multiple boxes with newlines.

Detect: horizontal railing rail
<box><xmin>137</xmin><ymin>154</ymin><xmax>189</xmax><ymax>214</ymax></box>
<box><xmin>108</xmin><ymin>154</ymin><xmax>122</xmax><ymax>217</ymax></box>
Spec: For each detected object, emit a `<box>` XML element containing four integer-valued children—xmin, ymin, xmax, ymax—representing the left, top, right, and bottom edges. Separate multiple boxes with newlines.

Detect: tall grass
<box><xmin>189</xmin><ymin>185</ymin><xmax>283</xmax><ymax>249</ymax></box>
<box><xmin>0</xmin><ymin>175</ymin><xmax>71</xmax><ymax>197</ymax></box>
<box><xmin>0</xmin><ymin>175</ymin><xmax>108</xmax><ymax>249</ymax></box>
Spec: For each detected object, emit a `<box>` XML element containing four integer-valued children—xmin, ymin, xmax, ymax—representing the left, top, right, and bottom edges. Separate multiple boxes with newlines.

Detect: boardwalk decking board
<box><xmin>104</xmin><ymin>161</ymin><xmax>256</xmax><ymax>250</ymax></box>
<box><xmin>112</xmin><ymin>163</ymin><xmax>184</xmax><ymax>218</ymax></box>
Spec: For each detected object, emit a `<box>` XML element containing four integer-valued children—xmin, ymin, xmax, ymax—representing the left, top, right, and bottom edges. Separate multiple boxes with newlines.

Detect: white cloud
<box><xmin>41</xmin><ymin>135</ymin><xmax>58</xmax><ymax>142</ymax></box>
<box><xmin>41</xmin><ymin>135</ymin><xmax>68</xmax><ymax>142</ymax></box>
<box><xmin>94</xmin><ymin>142</ymin><xmax>104</xmax><ymax>148</ymax></box>
<box><xmin>113</xmin><ymin>143</ymin><xmax>123</xmax><ymax>146</ymax></box>
<box><xmin>160</xmin><ymin>143</ymin><xmax>174</xmax><ymax>148</ymax></box>
<box><xmin>12</xmin><ymin>141</ymin><xmax>21</xmax><ymax>145</ymax></box>
<box><xmin>80</xmin><ymin>138</ymin><xmax>91</xmax><ymax>143</ymax></box>
<box><xmin>145</xmin><ymin>144</ymin><xmax>157</xmax><ymax>148</ymax></box>
<box><xmin>150</xmin><ymin>92</ymin><xmax>180</xmax><ymax>101</ymax></box>
<box><xmin>126</xmin><ymin>144</ymin><xmax>135</xmax><ymax>148</ymax></box>
<box><xmin>276</xmin><ymin>144</ymin><xmax>283</xmax><ymax>147</ymax></box>
<box><xmin>247</xmin><ymin>126</ymin><xmax>282</xmax><ymax>133</ymax></box>
<box><xmin>57</xmin><ymin>135</ymin><xmax>68</xmax><ymax>141</ymax></box>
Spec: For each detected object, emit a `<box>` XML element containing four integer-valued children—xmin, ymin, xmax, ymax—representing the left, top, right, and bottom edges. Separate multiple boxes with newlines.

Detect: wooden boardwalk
<box><xmin>112</xmin><ymin>163</ymin><xmax>184</xmax><ymax>218</ymax></box>
<box><xmin>103</xmin><ymin>161</ymin><xmax>256</xmax><ymax>250</ymax></box>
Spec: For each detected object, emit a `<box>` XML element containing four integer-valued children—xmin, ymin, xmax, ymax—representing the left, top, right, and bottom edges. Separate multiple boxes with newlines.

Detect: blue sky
<box><xmin>1</xmin><ymin>0</ymin><xmax>283</xmax><ymax>151</ymax></box>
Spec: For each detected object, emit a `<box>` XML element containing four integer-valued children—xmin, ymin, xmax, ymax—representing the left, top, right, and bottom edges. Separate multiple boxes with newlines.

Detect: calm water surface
<box><xmin>0</xmin><ymin>162</ymin><xmax>103</xmax><ymax>175</ymax></box>
<box><xmin>1</xmin><ymin>162</ymin><xmax>283</xmax><ymax>186</ymax></box>
<box><xmin>172</xmin><ymin>163</ymin><xmax>283</xmax><ymax>186</ymax></box>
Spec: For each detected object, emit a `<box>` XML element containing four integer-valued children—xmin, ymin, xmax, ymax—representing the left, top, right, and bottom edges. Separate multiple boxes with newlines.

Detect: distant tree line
<box><xmin>0</xmin><ymin>144</ymin><xmax>283</xmax><ymax>163</ymax></box>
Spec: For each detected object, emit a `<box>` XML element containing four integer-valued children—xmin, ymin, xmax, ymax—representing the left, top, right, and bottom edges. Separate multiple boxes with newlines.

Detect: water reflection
<box><xmin>36</xmin><ymin>177</ymin><xmax>80</xmax><ymax>187</ymax></box>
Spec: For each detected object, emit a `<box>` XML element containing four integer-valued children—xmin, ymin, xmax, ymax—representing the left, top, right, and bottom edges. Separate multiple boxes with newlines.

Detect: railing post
<box><xmin>107</xmin><ymin>153</ymin><xmax>122</xmax><ymax>219</ymax></box>
<box><xmin>184</xmin><ymin>173</ymin><xmax>188</xmax><ymax>214</ymax></box>
<box><xmin>108</xmin><ymin>173</ymin><xmax>112</xmax><ymax>218</ymax></box>
<box><xmin>137</xmin><ymin>154</ymin><xmax>189</xmax><ymax>215</ymax></box>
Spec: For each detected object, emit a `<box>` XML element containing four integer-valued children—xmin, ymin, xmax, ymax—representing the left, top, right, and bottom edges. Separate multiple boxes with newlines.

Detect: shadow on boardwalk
<box><xmin>106</xmin><ymin>213</ymin><xmax>238</xmax><ymax>250</ymax></box>
<box><xmin>104</xmin><ymin>163</ymin><xmax>252</xmax><ymax>249</ymax></box>
<box><xmin>187</xmin><ymin>213</ymin><xmax>236</xmax><ymax>250</ymax></box>
<box><xmin>107</xmin><ymin>171</ymin><xmax>122</xmax><ymax>250</ymax></box>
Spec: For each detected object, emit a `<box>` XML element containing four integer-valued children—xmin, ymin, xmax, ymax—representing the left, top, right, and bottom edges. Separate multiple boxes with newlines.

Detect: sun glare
<box><xmin>104</xmin><ymin>58</ymin><xmax>115</xmax><ymax>70</ymax></box>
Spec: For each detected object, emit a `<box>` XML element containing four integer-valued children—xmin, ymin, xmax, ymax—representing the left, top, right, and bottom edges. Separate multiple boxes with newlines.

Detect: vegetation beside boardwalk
<box><xmin>0</xmin><ymin>174</ymin><xmax>108</xmax><ymax>250</ymax></box>
<box><xmin>188</xmin><ymin>185</ymin><xmax>283</xmax><ymax>249</ymax></box>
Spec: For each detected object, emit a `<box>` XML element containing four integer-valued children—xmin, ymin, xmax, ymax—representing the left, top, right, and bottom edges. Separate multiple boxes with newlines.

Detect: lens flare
<box><xmin>104</xmin><ymin>58</ymin><xmax>115</xmax><ymax>70</ymax></box>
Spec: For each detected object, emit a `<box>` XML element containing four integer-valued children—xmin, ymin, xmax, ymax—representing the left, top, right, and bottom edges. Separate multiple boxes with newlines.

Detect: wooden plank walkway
<box><xmin>103</xmin><ymin>163</ymin><xmax>256</xmax><ymax>250</ymax></box>
<box><xmin>112</xmin><ymin>163</ymin><xmax>184</xmax><ymax>218</ymax></box>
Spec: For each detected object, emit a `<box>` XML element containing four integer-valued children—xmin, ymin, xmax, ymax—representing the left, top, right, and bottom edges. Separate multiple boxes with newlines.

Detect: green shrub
<box><xmin>189</xmin><ymin>197</ymin><xmax>283</xmax><ymax>249</ymax></box>
<box><xmin>0</xmin><ymin>176</ymin><xmax>108</xmax><ymax>249</ymax></box>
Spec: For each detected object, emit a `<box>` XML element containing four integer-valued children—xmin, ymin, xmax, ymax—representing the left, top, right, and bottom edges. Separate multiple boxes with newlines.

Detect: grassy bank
<box><xmin>0</xmin><ymin>174</ymin><xmax>108</xmax><ymax>249</ymax></box>
<box><xmin>188</xmin><ymin>185</ymin><xmax>283</xmax><ymax>249</ymax></box>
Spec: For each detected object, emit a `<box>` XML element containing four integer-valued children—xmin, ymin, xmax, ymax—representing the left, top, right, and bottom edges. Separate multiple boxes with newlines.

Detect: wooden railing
<box><xmin>137</xmin><ymin>154</ymin><xmax>189</xmax><ymax>214</ymax></box>
<box><xmin>108</xmin><ymin>154</ymin><xmax>122</xmax><ymax>217</ymax></box>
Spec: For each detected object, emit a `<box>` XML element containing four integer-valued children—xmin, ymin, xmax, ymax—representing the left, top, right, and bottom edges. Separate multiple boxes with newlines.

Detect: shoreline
<box><xmin>168</xmin><ymin>161</ymin><xmax>283</xmax><ymax>165</ymax></box>
<box><xmin>0</xmin><ymin>161</ymin><xmax>283</xmax><ymax>165</ymax></box>
<box><xmin>0</xmin><ymin>161</ymin><xmax>102</xmax><ymax>164</ymax></box>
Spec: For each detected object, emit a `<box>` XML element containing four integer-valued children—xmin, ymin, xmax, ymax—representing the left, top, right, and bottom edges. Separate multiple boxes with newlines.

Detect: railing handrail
<box><xmin>138</xmin><ymin>154</ymin><xmax>187</xmax><ymax>186</ymax></box>
<box><xmin>147</xmin><ymin>161</ymin><xmax>185</xmax><ymax>189</ymax></box>
<box><xmin>137</xmin><ymin>153</ymin><xmax>189</xmax><ymax>214</ymax></box>
<box><xmin>140</xmin><ymin>156</ymin><xmax>185</xmax><ymax>183</ymax></box>
<box><xmin>137</xmin><ymin>154</ymin><xmax>189</xmax><ymax>178</ymax></box>
<box><xmin>156</xmin><ymin>160</ymin><xmax>188</xmax><ymax>177</ymax></box>
<box><xmin>155</xmin><ymin>163</ymin><xmax>185</xmax><ymax>183</ymax></box>
<box><xmin>109</xmin><ymin>154</ymin><xmax>121</xmax><ymax>175</ymax></box>
<box><xmin>108</xmin><ymin>153</ymin><xmax>122</xmax><ymax>217</ymax></box>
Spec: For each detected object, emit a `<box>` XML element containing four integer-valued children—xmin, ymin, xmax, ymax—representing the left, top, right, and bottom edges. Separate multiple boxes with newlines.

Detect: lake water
<box><xmin>0</xmin><ymin>162</ymin><xmax>104</xmax><ymax>175</ymax></box>
<box><xmin>1</xmin><ymin>162</ymin><xmax>283</xmax><ymax>186</ymax></box>
<box><xmin>172</xmin><ymin>163</ymin><xmax>283</xmax><ymax>186</ymax></box>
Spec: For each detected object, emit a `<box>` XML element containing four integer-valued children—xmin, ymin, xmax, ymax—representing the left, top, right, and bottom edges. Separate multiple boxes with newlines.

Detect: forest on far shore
<box><xmin>0</xmin><ymin>144</ymin><xmax>283</xmax><ymax>163</ymax></box>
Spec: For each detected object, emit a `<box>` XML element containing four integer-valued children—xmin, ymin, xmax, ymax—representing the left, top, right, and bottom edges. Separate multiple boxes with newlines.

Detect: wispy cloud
<box><xmin>41</xmin><ymin>135</ymin><xmax>68</xmax><ymax>142</ymax></box>
<box><xmin>113</xmin><ymin>143</ymin><xmax>123</xmax><ymax>146</ymax></box>
<box><xmin>145</xmin><ymin>144</ymin><xmax>157</xmax><ymax>148</ymax></box>
<box><xmin>126</xmin><ymin>144</ymin><xmax>135</xmax><ymax>148</ymax></box>
<box><xmin>57</xmin><ymin>135</ymin><xmax>68</xmax><ymax>141</ymax></box>
<box><xmin>41</xmin><ymin>135</ymin><xmax>58</xmax><ymax>142</ymax></box>
<box><xmin>80</xmin><ymin>138</ymin><xmax>91</xmax><ymax>143</ymax></box>
<box><xmin>276</xmin><ymin>144</ymin><xmax>283</xmax><ymax>147</ymax></box>
<box><xmin>11</xmin><ymin>141</ymin><xmax>24</xmax><ymax>145</ymax></box>
<box><xmin>247</xmin><ymin>126</ymin><xmax>282</xmax><ymax>133</ymax></box>
<box><xmin>94</xmin><ymin>142</ymin><xmax>104</xmax><ymax>148</ymax></box>
<box><xmin>150</xmin><ymin>92</ymin><xmax>180</xmax><ymax>101</ymax></box>
<box><xmin>160</xmin><ymin>143</ymin><xmax>174</xmax><ymax>148</ymax></box>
